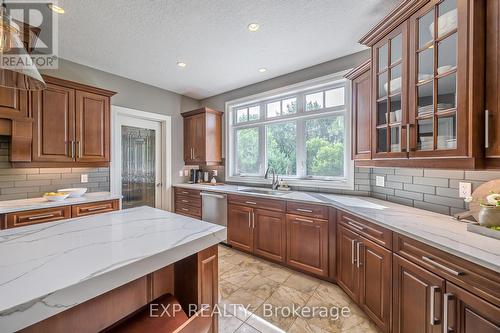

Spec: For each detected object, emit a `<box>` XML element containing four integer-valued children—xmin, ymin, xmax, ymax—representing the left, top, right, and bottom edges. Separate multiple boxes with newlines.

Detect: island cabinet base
<box><xmin>19</xmin><ymin>246</ymin><xmax>218</xmax><ymax>333</ymax></box>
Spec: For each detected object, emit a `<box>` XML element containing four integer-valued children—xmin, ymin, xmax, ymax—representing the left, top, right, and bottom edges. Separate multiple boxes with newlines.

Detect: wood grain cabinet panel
<box><xmin>182</xmin><ymin>107</ymin><xmax>222</xmax><ymax>166</ymax></box>
<box><xmin>286</xmin><ymin>214</ymin><xmax>328</xmax><ymax>277</ymax></box>
<box><xmin>75</xmin><ymin>91</ymin><xmax>110</xmax><ymax>162</ymax></box>
<box><xmin>393</xmin><ymin>254</ymin><xmax>445</xmax><ymax>333</ymax></box>
<box><xmin>71</xmin><ymin>199</ymin><xmax>119</xmax><ymax>217</ymax></box>
<box><xmin>32</xmin><ymin>83</ymin><xmax>75</xmax><ymax>162</ymax></box>
<box><xmin>0</xmin><ymin>87</ymin><xmax>29</xmax><ymax>119</ymax></box>
<box><xmin>337</xmin><ymin>224</ymin><xmax>360</xmax><ymax>300</ymax></box>
<box><xmin>253</xmin><ymin>209</ymin><xmax>286</xmax><ymax>263</ymax></box>
<box><xmin>4</xmin><ymin>206</ymin><xmax>71</xmax><ymax>229</ymax></box>
<box><xmin>486</xmin><ymin>0</ymin><xmax>500</xmax><ymax>163</ymax></box>
<box><xmin>227</xmin><ymin>204</ymin><xmax>254</xmax><ymax>253</ymax></box>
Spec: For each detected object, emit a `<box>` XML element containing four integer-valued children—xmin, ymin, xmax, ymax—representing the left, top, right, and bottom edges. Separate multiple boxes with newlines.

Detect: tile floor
<box><xmin>217</xmin><ymin>244</ymin><xmax>381</xmax><ymax>333</ymax></box>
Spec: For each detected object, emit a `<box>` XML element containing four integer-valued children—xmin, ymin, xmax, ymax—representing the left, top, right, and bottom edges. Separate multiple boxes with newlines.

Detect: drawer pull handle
<box><xmin>430</xmin><ymin>286</ymin><xmax>441</xmax><ymax>326</ymax></box>
<box><xmin>85</xmin><ymin>206</ymin><xmax>109</xmax><ymax>212</ymax></box>
<box><xmin>296</xmin><ymin>208</ymin><xmax>313</xmax><ymax>213</ymax></box>
<box><xmin>347</xmin><ymin>221</ymin><xmax>364</xmax><ymax>231</ymax></box>
<box><xmin>181</xmin><ymin>200</ymin><xmax>189</xmax><ymax>203</ymax></box>
<box><xmin>295</xmin><ymin>217</ymin><xmax>314</xmax><ymax>223</ymax></box>
<box><xmin>422</xmin><ymin>256</ymin><xmax>465</xmax><ymax>276</ymax></box>
<box><xmin>245</xmin><ymin>201</ymin><xmax>257</xmax><ymax>205</ymax></box>
<box><xmin>181</xmin><ymin>191</ymin><xmax>189</xmax><ymax>195</ymax></box>
<box><xmin>181</xmin><ymin>208</ymin><xmax>189</xmax><ymax>212</ymax></box>
<box><xmin>28</xmin><ymin>213</ymin><xmax>55</xmax><ymax>220</ymax></box>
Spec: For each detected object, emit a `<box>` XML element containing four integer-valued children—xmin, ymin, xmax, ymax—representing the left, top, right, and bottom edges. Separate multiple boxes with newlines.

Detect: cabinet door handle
<box><xmin>351</xmin><ymin>239</ymin><xmax>357</xmax><ymax>265</ymax></box>
<box><xmin>28</xmin><ymin>213</ymin><xmax>55</xmax><ymax>220</ymax></box>
<box><xmin>422</xmin><ymin>256</ymin><xmax>465</xmax><ymax>276</ymax></box>
<box><xmin>356</xmin><ymin>241</ymin><xmax>362</xmax><ymax>268</ymax></box>
<box><xmin>485</xmin><ymin>109</ymin><xmax>489</xmax><ymax>149</ymax></box>
<box><xmin>245</xmin><ymin>201</ymin><xmax>257</xmax><ymax>205</ymax></box>
<box><xmin>76</xmin><ymin>141</ymin><xmax>81</xmax><ymax>158</ymax></box>
<box><xmin>443</xmin><ymin>293</ymin><xmax>454</xmax><ymax>333</ymax></box>
<box><xmin>252</xmin><ymin>212</ymin><xmax>255</xmax><ymax>228</ymax></box>
<box><xmin>347</xmin><ymin>221</ymin><xmax>364</xmax><ymax>231</ymax></box>
<box><xmin>430</xmin><ymin>286</ymin><xmax>441</xmax><ymax>326</ymax></box>
<box><xmin>296</xmin><ymin>208</ymin><xmax>313</xmax><ymax>213</ymax></box>
<box><xmin>71</xmin><ymin>140</ymin><xmax>75</xmax><ymax>159</ymax></box>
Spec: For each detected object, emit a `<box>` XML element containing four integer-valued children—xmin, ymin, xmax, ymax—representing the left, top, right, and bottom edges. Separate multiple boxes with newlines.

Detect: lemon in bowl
<box><xmin>43</xmin><ymin>192</ymin><xmax>70</xmax><ymax>202</ymax></box>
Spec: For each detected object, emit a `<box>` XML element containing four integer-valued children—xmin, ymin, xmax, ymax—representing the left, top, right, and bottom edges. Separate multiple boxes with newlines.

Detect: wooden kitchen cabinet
<box><xmin>3</xmin><ymin>206</ymin><xmax>71</xmax><ymax>229</ymax></box>
<box><xmin>31</xmin><ymin>76</ymin><xmax>115</xmax><ymax>166</ymax></box>
<box><xmin>0</xmin><ymin>87</ymin><xmax>29</xmax><ymax>119</ymax></box>
<box><xmin>71</xmin><ymin>199</ymin><xmax>119</xmax><ymax>217</ymax></box>
<box><xmin>444</xmin><ymin>282</ymin><xmax>500</xmax><ymax>333</ymax></box>
<box><xmin>393</xmin><ymin>254</ymin><xmax>445</xmax><ymax>333</ymax></box>
<box><xmin>337</xmin><ymin>224</ymin><xmax>360</xmax><ymax>300</ymax></box>
<box><xmin>286</xmin><ymin>214</ymin><xmax>329</xmax><ymax>277</ymax></box>
<box><xmin>253</xmin><ymin>209</ymin><xmax>286</xmax><ymax>263</ymax></box>
<box><xmin>227</xmin><ymin>204</ymin><xmax>254</xmax><ymax>253</ymax></box>
<box><xmin>182</xmin><ymin>107</ymin><xmax>222</xmax><ymax>166</ymax></box>
<box><xmin>346</xmin><ymin>60</ymin><xmax>372</xmax><ymax>160</ymax></box>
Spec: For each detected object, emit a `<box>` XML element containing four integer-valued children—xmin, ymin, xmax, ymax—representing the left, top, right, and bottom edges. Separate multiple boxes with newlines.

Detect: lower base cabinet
<box><xmin>227</xmin><ymin>204</ymin><xmax>254</xmax><ymax>253</ymax></box>
<box><xmin>286</xmin><ymin>214</ymin><xmax>329</xmax><ymax>277</ymax></box>
<box><xmin>253</xmin><ymin>209</ymin><xmax>286</xmax><ymax>262</ymax></box>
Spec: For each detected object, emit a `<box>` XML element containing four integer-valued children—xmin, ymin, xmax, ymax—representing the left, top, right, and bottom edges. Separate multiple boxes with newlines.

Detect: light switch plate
<box><xmin>375</xmin><ymin>176</ymin><xmax>385</xmax><ymax>187</ymax></box>
<box><xmin>178</xmin><ymin>170</ymin><xmax>183</xmax><ymax>177</ymax></box>
<box><xmin>459</xmin><ymin>182</ymin><xmax>472</xmax><ymax>198</ymax></box>
<box><xmin>213</xmin><ymin>170</ymin><xmax>218</xmax><ymax>176</ymax></box>
<box><xmin>183</xmin><ymin>169</ymin><xmax>189</xmax><ymax>177</ymax></box>
<box><xmin>81</xmin><ymin>174</ymin><xmax>88</xmax><ymax>183</ymax></box>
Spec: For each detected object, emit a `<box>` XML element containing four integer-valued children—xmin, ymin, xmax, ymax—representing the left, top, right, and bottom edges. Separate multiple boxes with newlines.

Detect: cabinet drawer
<box><xmin>287</xmin><ymin>202</ymin><xmax>328</xmax><ymax>219</ymax></box>
<box><xmin>72</xmin><ymin>200</ymin><xmax>119</xmax><ymax>217</ymax></box>
<box><xmin>228</xmin><ymin>194</ymin><xmax>285</xmax><ymax>212</ymax></box>
<box><xmin>175</xmin><ymin>203</ymin><xmax>201</xmax><ymax>218</ymax></box>
<box><xmin>338</xmin><ymin>210</ymin><xmax>392</xmax><ymax>249</ymax></box>
<box><xmin>394</xmin><ymin>233</ymin><xmax>500</xmax><ymax>307</ymax></box>
<box><xmin>175</xmin><ymin>194</ymin><xmax>201</xmax><ymax>208</ymax></box>
<box><xmin>4</xmin><ymin>206</ymin><xmax>71</xmax><ymax>228</ymax></box>
<box><xmin>174</xmin><ymin>187</ymin><xmax>201</xmax><ymax>198</ymax></box>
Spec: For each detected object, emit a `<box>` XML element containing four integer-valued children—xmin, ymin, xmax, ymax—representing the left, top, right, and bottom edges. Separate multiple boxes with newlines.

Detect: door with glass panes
<box><xmin>372</xmin><ymin>23</ymin><xmax>408</xmax><ymax>159</ymax></box>
<box><xmin>408</xmin><ymin>0</ymin><xmax>467</xmax><ymax>158</ymax></box>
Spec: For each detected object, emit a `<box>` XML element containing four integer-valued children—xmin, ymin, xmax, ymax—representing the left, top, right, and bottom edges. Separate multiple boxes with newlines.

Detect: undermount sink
<box><xmin>239</xmin><ymin>188</ymin><xmax>288</xmax><ymax>196</ymax></box>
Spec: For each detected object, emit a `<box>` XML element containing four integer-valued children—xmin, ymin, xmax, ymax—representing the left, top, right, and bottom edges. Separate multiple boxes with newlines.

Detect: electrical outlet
<box><xmin>183</xmin><ymin>169</ymin><xmax>189</xmax><ymax>176</ymax></box>
<box><xmin>178</xmin><ymin>170</ymin><xmax>183</xmax><ymax>177</ymax></box>
<box><xmin>81</xmin><ymin>174</ymin><xmax>88</xmax><ymax>183</ymax></box>
<box><xmin>459</xmin><ymin>182</ymin><xmax>472</xmax><ymax>198</ymax></box>
<box><xmin>375</xmin><ymin>176</ymin><xmax>385</xmax><ymax>187</ymax></box>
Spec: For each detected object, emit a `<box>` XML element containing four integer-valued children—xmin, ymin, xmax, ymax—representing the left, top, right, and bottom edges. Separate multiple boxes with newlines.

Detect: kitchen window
<box><xmin>226</xmin><ymin>72</ymin><xmax>353</xmax><ymax>189</ymax></box>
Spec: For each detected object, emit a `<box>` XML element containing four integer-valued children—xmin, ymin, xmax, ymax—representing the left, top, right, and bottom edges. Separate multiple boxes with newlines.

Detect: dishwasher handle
<box><xmin>200</xmin><ymin>192</ymin><xmax>227</xmax><ymax>200</ymax></box>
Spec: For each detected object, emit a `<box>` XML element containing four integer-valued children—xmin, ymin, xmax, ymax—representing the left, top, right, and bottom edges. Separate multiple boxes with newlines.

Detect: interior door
<box><xmin>75</xmin><ymin>91</ymin><xmax>110</xmax><ymax>162</ymax></box>
<box><xmin>337</xmin><ymin>224</ymin><xmax>360</xmax><ymax>301</ymax></box>
<box><xmin>118</xmin><ymin>117</ymin><xmax>162</xmax><ymax>209</ymax></box>
<box><xmin>227</xmin><ymin>204</ymin><xmax>254</xmax><ymax>253</ymax></box>
<box><xmin>32</xmin><ymin>83</ymin><xmax>75</xmax><ymax>162</ymax></box>
<box><xmin>253</xmin><ymin>209</ymin><xmax>286</xmax><ymax>263</ymax></box>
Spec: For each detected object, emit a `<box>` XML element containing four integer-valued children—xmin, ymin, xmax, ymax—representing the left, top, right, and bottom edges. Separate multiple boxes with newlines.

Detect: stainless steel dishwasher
<box><xmin>200</xmin><ymin>191</ymin><xmax>227</xmax><ymax>242</ymax></box>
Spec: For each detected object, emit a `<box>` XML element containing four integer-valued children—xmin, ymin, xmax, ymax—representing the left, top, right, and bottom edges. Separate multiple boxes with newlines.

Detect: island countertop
<box><xmin>0</xmin><ymin>206</ymin><xmax>226</xmax><ymax>332</ymax></box>
<box><xmin>175</xmin><ymin>183</ymin><xmax>500</xmax><ymax>273</ymax></box>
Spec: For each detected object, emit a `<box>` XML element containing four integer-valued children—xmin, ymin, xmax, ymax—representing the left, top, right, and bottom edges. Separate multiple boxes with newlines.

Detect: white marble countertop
<box><xmin>0</xmin><ymin>206</ymin><xmax>226</xmax><ymax>332</ymax></box>
<box><xmin>0</xmin><ymin>192</ymin><xmax>122</xmax><ymax>214</ymax></box>
<box><xmin>175</xmin><ymin>183</ymin><xmax>500</xmax><ymax>273</ymax></box>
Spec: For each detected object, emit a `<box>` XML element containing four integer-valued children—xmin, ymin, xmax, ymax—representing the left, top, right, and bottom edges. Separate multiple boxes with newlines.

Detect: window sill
<box><xmin>225</xmin><ymin>176</ymin><xmax>354</xmax><ymax>190</ymax></box>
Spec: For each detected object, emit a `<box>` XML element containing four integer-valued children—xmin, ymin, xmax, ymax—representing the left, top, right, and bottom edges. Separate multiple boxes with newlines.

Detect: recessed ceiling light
<box><xmin>177</xmin><ymin>61</ymin><xmax>187</xmax><ymax>68</ymax></box>
<box><xmin>248</xmin><ymin>23</ymin><xmax>260</xmax><ymax>32</ymax></box>
<box><xmin>258</xmin><ymin>68</ymin><xmax>267</xmax><ymax>73</ymax></box>
<box><xmin>48</xmin><ymin>4</ymin><xmax>65</xmax><ymax>14</ymax></box>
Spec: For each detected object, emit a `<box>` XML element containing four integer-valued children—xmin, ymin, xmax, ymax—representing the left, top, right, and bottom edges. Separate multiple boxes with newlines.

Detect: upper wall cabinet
<box><xmin>31</xmin><ymin>76</ymin><xmax>115</xmax><ymax>166</ymax></box>
<box><xmin>182</xmin><ymin>107</ymin><xmax>222</xmax><ymax>166</ymax></box>
<box><xmin>353</xmin><ymin>0</ymin><xmax>492</xmax><ymax>169</ymax></box>
<box><xmin>0</xmin><ymin>88</ymin><xmax>29</xmax><ymax>119</ymax></box>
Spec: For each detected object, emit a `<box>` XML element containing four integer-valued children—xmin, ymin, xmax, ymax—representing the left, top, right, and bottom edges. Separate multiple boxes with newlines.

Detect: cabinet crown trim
<box><xmin>344</xmin><ymin>60</ymin><xmax>371</xmax><ymax>80</ymax></box>
<box><xmin>42</xmin><ymin>75</ymin><xmax>117</xmax><ymax>97</ymax></box>
<box><xmin>181</xmin><ymin>107</ymin><xmax>222</xmax><ymax>118</ymax></box>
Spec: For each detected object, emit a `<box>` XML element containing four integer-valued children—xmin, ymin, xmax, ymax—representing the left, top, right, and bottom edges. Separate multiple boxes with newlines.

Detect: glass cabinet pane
<box><xmin>390</xmin><ymin>95</ymin><xmax>402</xmax><ymax>123</ymax></box>
<box><xmin>417</xmin><ymin>118</ymin><xmax>434</xmax><ymax>150</ymax></box>
<box><xmin>390</xmin><ymin>126</ymin><xmax>401</xmax><ymax>152</ymax></box>
<box><xmin>378</xmin><ymin>43</ymin><xmax>388</xmax><ymax>71</ymax></box>
<box><xmin>437</xmin><ymin>33</ymin><xmax>457</xmax><ymax>74</ymax></box>
<box><xmin>417</xmin><ymin>82</ymin><xmax>433</xmax><ymax>116</ymax></box>
<box><xmin>437</xmin><ymin>0</ymin><xmax>457</xmax><ymax>37</ymax></box>
<box><xmin>390</xmin><ymin>34</ymin><xmax>402</xmax><ymax>64</ymax></box>
<box><xmin>437</xmin><ymin>114</ymin><xmax>457</xmax><ymax>149</ymax></box>
<box><xmin>437</xmin><ymin>73</ymin><xmax>456</xmax><ymax>111</ymax></box>
<box><xmin>378</xmin><ymin>72</ymin><xmax>388</xmax><ymax>98</ymax></box>
<box><xmin>418</xmin><ymin>47</ymin><xmax>434</xmax><ymax>82</ymax></box>
<box><xmin>390</xmin><ymin>64</ymin><xmax>402</xmax><ymax>94</ymax></box>
<box><xmin>418</xmin><ymin>9</ymin><xmax>435</xmax><ymax>48</ymax></box>
<box><xmin>377</xmin><ymin>100</ymin><xmax>388</xmax><ymax>125</ymax></box>
<box><xmin>377</xmin><ymin>128</ymin><xmax>388</xmax><ymax>152</ymax></box>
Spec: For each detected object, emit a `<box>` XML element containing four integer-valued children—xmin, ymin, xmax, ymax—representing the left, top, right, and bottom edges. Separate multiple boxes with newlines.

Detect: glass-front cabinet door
<box><xmin>372</xmin><ymin>23</ymin><xmax>408</xmax><ymax>159</ymax></box>
<box><xmin>408</xmin><ymin>0</ymin><xmax>467</xmax><ymax>158</ymax></box>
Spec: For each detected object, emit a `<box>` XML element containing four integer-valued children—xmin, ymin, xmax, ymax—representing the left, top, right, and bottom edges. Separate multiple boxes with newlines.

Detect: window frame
<box><xmin>225</xmin><ymin>71</ymin><xmax>354</xmax><ymax>190</ymax></box>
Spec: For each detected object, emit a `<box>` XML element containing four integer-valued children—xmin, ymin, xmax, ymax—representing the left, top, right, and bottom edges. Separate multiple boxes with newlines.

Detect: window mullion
<box><xmin>260</xmin><ymin>124</ymin><xmax>266</xmax><ymax>177</ymax></box>
<box><xmin>297</xmin><ymin>118</ymin><xmax>306</xmax><ymax>178</ymax></box>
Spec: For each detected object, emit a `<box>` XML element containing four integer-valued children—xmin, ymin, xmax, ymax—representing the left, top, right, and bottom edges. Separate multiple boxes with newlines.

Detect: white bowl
<box><xmin>44</xmin><ymin>193</ymin><xmax>70</xmax><ymax>202</ymax></box>
<box><xmin>58</xmin><ymin>188</ymin><xmax>88</xmax><ymax>198</ymax></box>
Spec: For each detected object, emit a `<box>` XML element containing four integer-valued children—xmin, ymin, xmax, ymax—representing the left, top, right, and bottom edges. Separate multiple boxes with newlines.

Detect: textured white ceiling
<box><xmin>55</xmin><ymin>0</ymin><xmax>398</xmax><ymax>99</ymax></box>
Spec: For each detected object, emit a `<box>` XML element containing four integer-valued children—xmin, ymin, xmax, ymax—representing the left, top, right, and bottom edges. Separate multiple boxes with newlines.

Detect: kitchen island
<box><xmin>0</xmin><ymin>206</ymin><xmax>226</xmax><ymax>333</ymax></box>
